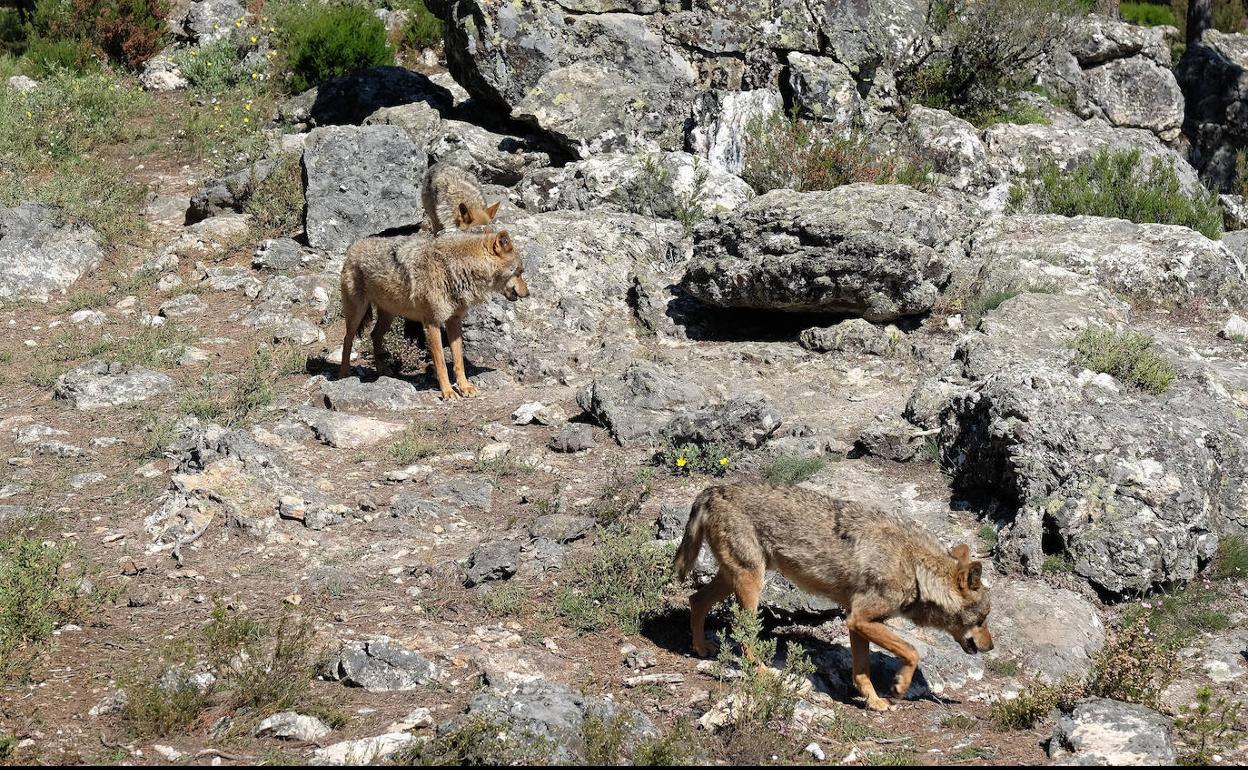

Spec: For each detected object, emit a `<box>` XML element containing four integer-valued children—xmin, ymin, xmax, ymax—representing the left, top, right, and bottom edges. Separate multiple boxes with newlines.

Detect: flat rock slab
<box><xmin>325</xmin><ymin>638</ymin><xmax>438</xmax><ymax>691</ymax></box>
<box><xmin>1048</xmin><ymin>698</ymin><xmax>1176</xmax><ymax>765</ymax></box>
<box><xmin>54</xmin><ymin>362</ymin><xmax>175</xmax><ymax>410</ymax></box>
<box><xmin>297</xmin><ymin>407</ymin><xmax>405</xmax><ymax>449</ymax></box>
<box><xmin>254</xmin><ymin>711</ymin><xmax>332</xmax><ymax>742</ymax></box>
<box><xmin>0</xmin><ymin>203</ymin><xmax>102</xmax><ymax>303</ymax></box>
<box><xmin>317</xmin><ymin>375</ymin><xmax>425</xmax><ymax>411</ymax></box>
<box><xmin>312</xmin><ymin>732</ymin><xmax>418</xmax><ymax>765</ymax></box>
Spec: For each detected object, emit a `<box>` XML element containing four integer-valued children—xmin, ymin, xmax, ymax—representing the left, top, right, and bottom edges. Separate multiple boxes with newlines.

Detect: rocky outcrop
<box><xmin>909</xmin><ymin>293</ymin><xmax>1248</xmax><ymax>595</ymax></box>
<box><xmin>1177</xmin><ymin>29</ymin><xmax>1248</xmax><ymax>191</ymax></box>
<box><xmin>1044</xmin><ymin>15</ymin><xmax>1184</xmax><ymax>143</ymax></box>
<box><xmin>0</xmin><ymin>204</ymin><xmax>103</xmax><ymax>303</ymax></box>
<box><xmin>965</xmin><ymin>215</ymin><xmax>1247</xmax><ymax>307</ymax></box>
<box><xmin>682</xmin><ymin>185</ymin><xmax>982</xmax><ymax>321</ymax></box>
<box><xmin>54</xmin><ymin>362</ymin><xmax>175</xmax><ymax>410</ymax></box>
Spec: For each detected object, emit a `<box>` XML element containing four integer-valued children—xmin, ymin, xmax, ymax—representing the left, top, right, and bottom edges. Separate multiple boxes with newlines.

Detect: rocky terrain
<box><xmin>1</xmin><ymin>0</ymin><xmax>1247</xmax><ymax>766</ymax></box>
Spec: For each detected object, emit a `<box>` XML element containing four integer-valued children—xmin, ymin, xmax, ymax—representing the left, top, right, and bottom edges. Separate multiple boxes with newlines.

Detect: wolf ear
<box><xmin>967</xmin><ymin>561</ymin><xmax>983</xmax><ymax>591</ymax></box>
<box><xmin>485</xmin><ymin>200</ymin><xmax>501</xmax><ymax>219</ymax></box>
<box><xmin>493</xmin><ymin>230</ymin><xmax>513</xmax><ymax>256</ymax></box>
<box><xmin>456</xmin><ymin>202</ymin><xmax>472</xmax><ymax>225</ymax></box>
<box><xmin>950</xmin><ymin>543</ymin><xmax>971</xmax><ymax>563</ymax></box>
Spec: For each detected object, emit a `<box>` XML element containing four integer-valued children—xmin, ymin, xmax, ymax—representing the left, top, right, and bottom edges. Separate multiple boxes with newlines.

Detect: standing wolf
<box><xmin>422</xmin><ymin>162</ymin><xmax>501</xmax><ymax>234</ymax></box>
<box><xmin>338</xmin><ymin>230</ymin><xmax>528</xmax><ymax>400</ymax></box>
<box><xmin>674</xmin><ymin>483</ymin><xmax>993</xmax><ymax>712</ymax></box>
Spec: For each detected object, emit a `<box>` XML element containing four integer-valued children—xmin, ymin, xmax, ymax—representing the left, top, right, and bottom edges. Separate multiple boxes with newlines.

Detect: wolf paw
<box><xmin>693</xmin><ymin>639</ymin><xmax>720</xmax><ymax>658</ymax></box>
<box><xmin>440</xmin><ymin>388</ymin><xmax>461</xmax><ymax>401</ymax></box>
<box><xmin>457</xmin><ymin>382</ymin><xmax>480</xmax><ymax>397</ymax></box>
<box><xmin>865</xmin><ymin>696</ymin><xmax>896</xmax><ymax>713</ymax></box>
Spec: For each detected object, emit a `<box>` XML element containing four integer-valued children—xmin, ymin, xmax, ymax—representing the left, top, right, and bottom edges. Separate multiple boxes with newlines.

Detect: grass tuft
<box><xmin>1070</xmin><ymin>327</ymin><xmax>1176</xmax><ymax>394</ymax></box>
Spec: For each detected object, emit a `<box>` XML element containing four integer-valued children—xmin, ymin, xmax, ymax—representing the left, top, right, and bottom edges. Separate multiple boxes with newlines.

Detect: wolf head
<box><xmin>455</xmin><ymin>200</ymin><xmax>501</xmax><ymax>231</ymax></box>
<box><xmin>946</xmin><ymin>543</ymin><xmax>993</xmax><ymax>654</ymax></box>
<box><xmin>489</xmin><ymin>230</ymin><xmax>529</xmax><ymax>302</ymax></box>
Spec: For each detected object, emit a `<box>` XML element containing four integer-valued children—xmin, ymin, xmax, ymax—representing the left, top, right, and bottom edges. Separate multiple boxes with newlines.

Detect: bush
<box><xmin>240</xmin><ymin>153</ymin><xmax>305</xmax><ymax>237</ymax></box>
<box><xmin>1212</xmin><ymin>533</ymin><xmax>1248</xmax><ymax>580</ymax></box>
<box><xmin>33</xmin><ymin>0</ymin><xmax>168</xmax><ymax>70</ymax></box>
<box><xmin>1</xmin><ymin>536</ymin><xmax>106</xmax><ymax>684</ymax></box>
<box><xmin>277</xmin><ymin>1</ymin><xmax>393</xmax><ymax>93</ymax></box>
<box><xmin>762</xmin><ymin>455</ymin><xmax>826</xmax><ymax>486</ymax></box>
<box><xmin>1122</xmin><ymin>2</ymin><xmax>1178</xmax><ymax>26</ymax></box>
<box><xmin>21</xmin><ymin>35</ymin><xmax>101</xmax><ymax>75</ymax></box>
<box><xmin>1070</xmin><ymin>328</ymin><xmax>1177</xmax><ymax>394</ymax></box>
<box><xmin>1086</xmin><ymin>616</ymin><xmax>1176</xmax><ymax>708</ymax></box>
<box><xmin>1174</xmin><ymin>686</ymin><xmax>1244</xmax><ymax>765</ymax></box>
<box><xmin>989</xmin><ymin>682</ymin><xmax>1064</xmax><ymax>730</ymax></box>
<box><xmin>1120</xmin><ymin>584</ymin><xmax>1232</xmax><ymax>648</ymax></box>
<box><xmin>556</xmin><ymin>520</ymin><xmax>673</xmax><ymax>635</ymax></box>
<box><xmin>894</xmin><ymin>0</ymin><xmax>1083</xmax><ymax>121</ymax></box>
<box><xmin>174</xmin><ymin>38</ymin><xmax>251</xmax><ymax>96</ymax></box>
<box><xmin>658</xmin><ymin>440</ymin><xmax>735</xmax><ymax>477</ymax></box>
<box><xmin>741</xmin><ymin>111</ymin><xmax>930</xmax><ymax>194</ymax></box>
<box><xmin>1011</xmin><ymin>149</ymin><xmax>1224</xmax><ymax>239</ymax></box>
<box><xmin>393</xmin><ymin>0</ymin><xmax>442</xmax><ymax>51</ymax></box>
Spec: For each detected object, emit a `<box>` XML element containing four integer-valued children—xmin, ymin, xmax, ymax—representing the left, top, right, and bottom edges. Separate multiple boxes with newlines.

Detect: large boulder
<box><xmin>54</xmin><ymin>362</ymin><xmax>175</xmax><ymax>410</ymax></box>
<box><xmin>461</xmin><ymin>210</ymin><xmax>685</xmax><ymax>383</ymax></box>
<box><xmin>576</xmin><ymin>361</ymin><xmax>710</xmax><ymax>447</ymax></box>
<box><xmin>174</xmin><ymin>0</ymin><xmax>247</xmax><ymax>45</ymax></box>
<box><xmin>1176</xmin><ymin>30</ymin><xmax>1248</xmax><ymax>191</ymax></box>
<box><xmin>0</xmin><ymin>204</ymin><xmax>103</xmax><ymax>303</ymax></box>
<box><xmin>1046</xmin><ymin>15</ymin><xmax>1184</xmax><ymax>143</ymax></box>
<box><xmin>912</xmin><ymin>293</ymin><xmax>1248</xmax><ymax>594</ymax></box>
<box><xmin>984</xmin><ymin>580</ymin><xmax>1104</xmax><ymax>683</ymax></box>
<box><xmin>965</xmin><ymin>214</ymin><xmax>1246</xmax><ymax>307</ymax></box>
<box><xmin>302</xmin><ymin>125</ymin><xmax>427</xmax><ymax>250</ymax></box>
<box><xmin>689</xmin><ymin>89</ymin><xmax>783</xmax><ymax>175</ymax></box>
<box><xmin>682</xmin><ymin>185</ymin><xmax>982</xmax><ymax>321</ymax></box>
<box><xmin>444</xmin><ymin>2</ymin><xmax>696</xmax><ymax>157</ymax></box>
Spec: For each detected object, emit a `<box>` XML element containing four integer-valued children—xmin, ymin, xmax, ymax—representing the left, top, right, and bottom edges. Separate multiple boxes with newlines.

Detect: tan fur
<box><xmin>422</xmin><ymin>162</ymin><xmax>500</xmax><ymax>234</ymax></box>
<box><xmin>676</xmin><ymin>483</ymin><xmax>993</xmax><ymax>712</ymax></box>
<box><xmin>338</xmin><ymin>230</ymin><xmax>528</xmax><ymax>400</ymax></box>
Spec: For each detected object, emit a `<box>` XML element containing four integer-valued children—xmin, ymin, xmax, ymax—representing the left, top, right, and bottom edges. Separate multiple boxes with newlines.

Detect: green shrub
<box><xmin>1120</xmin><ymin>584</ymin><xmax>1232</xmax><ymax>648</ymax></box>
<box><xmin>593</xmin><ymin>468</ymin><xmax>653</xmax><ymax>526</ymax></box>
<box><xmin>742</xmin><ymin>110</ymin><xmax>930</xmax><ymax>194</ymax></box>
<box><xmin>33</xmin><ymin>0</ymin><xmax>169</xmax><ymax>70</ymax></box>
<box><xmin>762</xmin><ymin>455</ymin><xmax>826</xmax><ymax>486</ymax></box>
<box><xmin>240</xmin><ymin>153</ymin><xmax>306</xmax><ymax>237</ymax></box>
<box><xmin>0</xmin><ymin>8</ymin><xmax>23</xmax><ymax>58</ymax></box>
<box><xmin>1</xmin><ymin>536</ymin><xmax>95</xmax><ymax>681</ymax></box>
<box><xmin>556</xmin><ymin>520</ymin><xmax>673</xmax><ymax>635</ymax></box>
<box><xmin>1011</xmin><ymin>149</ymin><xmax>1223</xmax><ymax>239</ymax></box>
<box><xmin>895</xmin><ymin>0</ymin><xmax>1083</xmax><ymax>121</ymax></box>
<box><xmin>1174</xmin><ymin>686</ymin><xmax>1244</xmax><ymax>765</ymax></box>
<box><xmin>1212</xmin><ymin>533</ymin><xmax>1248</xmax><ymax>580</ymax></box>
<box><xmin>394</xmin><ymin>0</ymin><xmax>442</xmax><ymax>50</ymax></box>
<box><xmin>1070</xmin><ymin>328</ymin><xmax>1177</xmax><ymax>394</ymax></box>
<box><xmin>988</xmin><ymin>682</ymin><xmax>1061</xmax><ymax>730</ymax></box>
<box><xmin>174</xmin><ymin>38</ymin><xmax>250</xmax><ymax>96</ymax></box>
<box><xmin>1122</xmin><ymin>2</ymin><xmax>1178</xmax><ymax>26</ymax></box>
<box><xmin>1086</xmin><ymin>616</ymin><xmax>1176</xmax><ymax>709</ymax></box>
<box><xmin>22</xmin><ymin>35</ymin><xmax>101</xmax><ymax>75</ymax></box>
<box><xmin>658</xmin><ymin>440</ymin><xmax>735</xmax><ymax>477</ymax></box>
<box><xmin>277</xmin><ymin>1</ymin><xmax>393</xmax><ymax>93</ymax></box>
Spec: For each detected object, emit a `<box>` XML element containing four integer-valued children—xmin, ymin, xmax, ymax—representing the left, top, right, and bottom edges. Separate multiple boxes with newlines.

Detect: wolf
<box><xmin>673</xmin><ymin>483</ymin><xmax>993</xmax><ymax>712</ymax></box>
<box><xmin>422</xmin><ymin>162</ymin><xmax>501</xmax><ymax>234</ymax></box>
<box><xmin>338</xmin><ymin>230</ymin><xmax>529</xmax><ymax>400</ymax></box>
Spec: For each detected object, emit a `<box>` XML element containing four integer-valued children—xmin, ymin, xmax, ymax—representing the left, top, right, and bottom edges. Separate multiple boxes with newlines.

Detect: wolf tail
<box><xmin>673</xmin><ymin>487</ymin><xmax>717</xmax><ymax>581</ymax></box>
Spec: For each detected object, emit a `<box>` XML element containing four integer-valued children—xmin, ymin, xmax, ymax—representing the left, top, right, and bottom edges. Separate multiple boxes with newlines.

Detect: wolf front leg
<box><xmin>847</xmin><ymin>610</ymin><xmax>919</xmax><ymax>711</ymax></box>
<box><xmin>422</xmin><ymin>322</ymin><xmax>459</xmax><ymax>400</ymax></box>
<box><xmin>445</xmin><ymin>316</ymin><xmax>479</xmax><ymax>397</ymax></box>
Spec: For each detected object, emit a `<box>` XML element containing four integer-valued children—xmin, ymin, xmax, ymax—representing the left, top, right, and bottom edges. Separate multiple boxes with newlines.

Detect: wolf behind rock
<box><xmin>675</xmin><ymin>483</ymin><xmax>993</xmax><ymax>712</ymax></box>
<box><xmin>339</xmin><ymin>230</ymin><xmax>528</xmax><ymax>400</ymax></box>
<box><xmin>422</xmin><ymin>162</ymin><xmax>501</xmax><ymax>234</ymax></box>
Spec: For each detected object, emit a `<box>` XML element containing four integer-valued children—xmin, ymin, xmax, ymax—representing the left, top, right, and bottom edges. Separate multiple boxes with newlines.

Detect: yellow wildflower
<box><xmin>719</xmin><ymin>457</ymin><xmax>729</xmax><ymax>467</ymax></box>
<box><xmin>675</xmin><ymin>457</ymin><xmax>687</xmax><ymax>468</ymax></box>
<box><xmin>250</xmin><ymin>36</ymin><xmax>258</xmax><ymax>43</ymax></box>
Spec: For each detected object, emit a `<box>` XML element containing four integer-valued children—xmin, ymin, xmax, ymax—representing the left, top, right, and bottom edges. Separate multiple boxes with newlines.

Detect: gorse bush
<box><xmin>33</xmin><ymin>0</ymin><xmax>169</xmax><ymax>70</ymax></box>
<box><xmin>1010</xmin><ymin>149</ymin><xmax>1224</xmax><ymax>239</ymax></box>
<box><xmin>894</xmin><ymin>0</ymin><xmax>1082</xmax><ymax>122</ymax></box>
<box><xmin>742</xmin><ymin>111</ymin><xmax>931</xmax><ymax>194</ymax></box>
<box><xmin>276</xmin><ymin>1</ymin><xmax>393</xmax><ymax>93</ymax></box>
<box><xmin>1070</xmin><ymin>328</ymin><xmax>1177</xmax><ymax>394</ymax></box>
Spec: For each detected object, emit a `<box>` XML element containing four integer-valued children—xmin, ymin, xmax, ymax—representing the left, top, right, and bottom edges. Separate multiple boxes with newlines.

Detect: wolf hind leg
<box><xmin>689</xmin><ymin>570</ymin><xmax>733</xmax><ymax>658</ymax></box>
